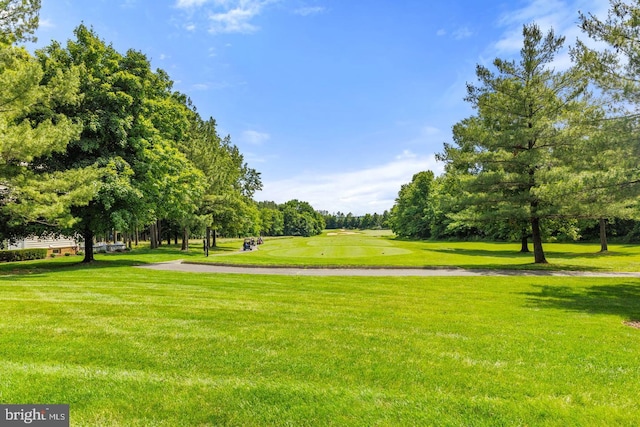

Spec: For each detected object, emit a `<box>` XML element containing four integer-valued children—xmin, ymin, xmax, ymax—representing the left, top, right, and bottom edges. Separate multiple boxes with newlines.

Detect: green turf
<box><xmin>1</xmin><ymin>256</ymin><xmax>640</xmax><ymax>426</ymax></box>
<box><xmin>195</xmin><ymin>230</ymin><xmax>640</xmax><ymax>272</ymax></box>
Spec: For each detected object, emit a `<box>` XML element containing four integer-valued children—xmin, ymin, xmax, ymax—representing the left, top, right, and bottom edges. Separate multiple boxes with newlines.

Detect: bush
<box><xmin>0</xmin><ymin>248</ymin><xmax>48</xmax><ymax>262</ymax></box>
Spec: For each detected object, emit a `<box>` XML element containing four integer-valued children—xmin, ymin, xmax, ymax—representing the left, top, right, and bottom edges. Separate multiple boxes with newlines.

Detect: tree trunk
<box><xmin>156</xmin><ymin>220</ymin><xmax>162</xmax><ymax>247</ymax></box>
<box><xmin>530</xmin><ymin>216</ymin><xmax>547</xmax><ymax>264</ymax></box>
<box><xmin>520</xmin><ymin>227</ymin><xmax>530</xmax><ymax>253</ymax></box>
<box><xmin>212</xmin><ymin>228</ymin><xmax>217</xmax><ymax>248</ymax></box>
<box><xmin>82</xmin><ymin>227</ymin><xmax>95</xmax><ymax>263</ymax></box>
<box><xmin>206</xmin><ymin>226</ymin><xmax>211</xmax><ymax>249</ymax></box>
<box><xmin>181</xmin><ymin>226</ymin><xmax>189</xmax><ymax>251</ymax></box>
<box><xmin>150</xmin><ymin>223</ymin><xmax>157</xmax><ymax>249</ymax></box>
<box><xmin>599</xmin><ymin>217</ymin><xmax>608</xmax><ymax>253</ymax></box>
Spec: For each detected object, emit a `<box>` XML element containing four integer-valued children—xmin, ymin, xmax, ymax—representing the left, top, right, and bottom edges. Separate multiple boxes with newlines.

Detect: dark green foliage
<box><xmin>281</xmin><ymin>200</ymin><xmax>325</xmax><ymax>237</ymax></box>
<box><xmin>258</xmin><ymin>200</ymin><xmax>324</xmax><ymax>237</ymax></box>
<box><xmin>390</xmin><ymin>171</ymin><xmax>436</xmax><ymax>239</ymax></box>
<box><xmin>0</xmin><ymin>248</ymin><xmax>46</xmax><ymax>262</ymax></box>
<box><xmin>321</xmin><ymin>211</ymin><xmax>389</xmax><ymax>230</ymax></box>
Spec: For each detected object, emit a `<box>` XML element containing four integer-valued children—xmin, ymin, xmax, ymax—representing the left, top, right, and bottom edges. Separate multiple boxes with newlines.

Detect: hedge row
<box><xmin>0</xmin><ymin>248</ymin><xmax>48</xmax><ymax>262</ymax></box>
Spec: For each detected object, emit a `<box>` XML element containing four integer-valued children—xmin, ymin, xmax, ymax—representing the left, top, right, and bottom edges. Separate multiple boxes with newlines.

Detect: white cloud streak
<box><xmin>175</xmin><ymin>0</ymin><xmax>210</xmax><ymax>8</ymax></box>
<box><xmin>257</xmin><ymin>151</ymin><xmax>444</xmax><ymax>215</ymax></box>
<box><xmin>294</xmin><ymin>6</ymin><xmax>325</xmax><ymax>16</ymax></box>
<box><xmin>174</xmin><ymin>0</ymin><xmax>278</xmax><ymax>34</ymax></box>
<box><xmin>486</xmin><ymin>0</ymin><xmax>610</xmax><ymax>73</ymax></box>
<box><xmin>493</xmin><ymin>0</ymin><xmax>609</xmax><ymax>56</ymax></box>
<box><xmin>241</xmin><ymin>130</ymin><xmax>271</xmax><ymax>145</ymax></box>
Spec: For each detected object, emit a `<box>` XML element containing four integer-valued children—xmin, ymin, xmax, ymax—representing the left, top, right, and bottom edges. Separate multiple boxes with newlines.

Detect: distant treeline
<box><xmin>319</xmin><ymin>211</ymin><xmax>391</xmax><ymax>230</ymax></box>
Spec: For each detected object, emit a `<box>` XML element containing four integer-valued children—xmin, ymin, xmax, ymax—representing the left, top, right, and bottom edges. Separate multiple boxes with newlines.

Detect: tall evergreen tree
<box><xmin>571</xmin><ymin>0</ymin><xmax>640</xmax><ymax>249</ymax></box>
<box><xmin>0</xmin><ymin>40</ymin><xmax>97</xmax><ymax>238</ymax></box>
<box><xmin>439</xmin><ymin>24</ymin><xmax>591</xmax><ymax>263</ymax></box>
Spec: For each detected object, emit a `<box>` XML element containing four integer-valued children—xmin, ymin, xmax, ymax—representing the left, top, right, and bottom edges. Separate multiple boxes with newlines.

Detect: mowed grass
<box><xmin>200</xmin><ymin>230</ymin><xmax>640</xmax><ymax>272</ymax></box>
<box><xmin>1</xmin><ymin>257</ymin><xmax>640</xmax><ymax>426</ymax></box>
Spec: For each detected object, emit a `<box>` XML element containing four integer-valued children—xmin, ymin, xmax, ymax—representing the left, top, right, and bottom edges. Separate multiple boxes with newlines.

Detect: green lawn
<box><xmin>195</xmin><ymin>230</ymin><xmax>640</xmax><ymax>272</ymax></box>
<box><xmin>1</xmin><ymin>251</ymin><xmax>640</xmax><ymax>426</ymax></box>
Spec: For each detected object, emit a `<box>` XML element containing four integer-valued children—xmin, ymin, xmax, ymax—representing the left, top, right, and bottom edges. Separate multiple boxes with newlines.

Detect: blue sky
<box><xmin>32</xmin><ymin>0</ymin><xmax>608</xmax><ymax>215</ymax></box>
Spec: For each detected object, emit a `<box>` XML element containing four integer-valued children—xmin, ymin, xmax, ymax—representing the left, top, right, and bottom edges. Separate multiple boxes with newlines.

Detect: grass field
<box><xmin>197</xmin><ymin>230</ymin><xmax>640</xmax><ymax>272</ymax></box>
<box><xmin>1</xmin><ymin>234</ymin><xmax>640</xmax><ymax>425</ymax></box>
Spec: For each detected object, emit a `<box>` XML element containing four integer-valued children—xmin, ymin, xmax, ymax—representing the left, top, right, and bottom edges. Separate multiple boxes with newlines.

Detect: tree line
<box><xmin>5</xmin><ymin>1</ymin><xmax>640</xmax><ymax>266</ymax></box>
<box><xmin>320</xmin><ymin>211</ymin><xmax>390</xmax><ymax>230</ymax></box>
<box><xmin>389</xmin><ymin>2</ymin><xmax>640</xmax><ymax>263</ymax></box>
<box><xmin>0</xmin><ymin>1</ymin><xmax>278</xmax><ymax>261</ymax></box>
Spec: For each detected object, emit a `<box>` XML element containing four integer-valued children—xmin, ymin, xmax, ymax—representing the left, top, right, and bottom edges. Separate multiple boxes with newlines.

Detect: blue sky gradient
<box><xmin>33</xmin><ymin>0</ymin><xmax>608</xmax><ymax>214</ymax></box>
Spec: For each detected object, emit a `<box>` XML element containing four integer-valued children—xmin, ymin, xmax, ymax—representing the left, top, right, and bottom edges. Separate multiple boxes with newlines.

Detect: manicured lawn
<box><xmin>1</xmin><ymin>257</ymin><xmax>640</xmax><ymax>425</ymax></box>
<box><xmin>198</xmin><ymin>230</ymin><xmax>640</xmax><ymax>272</ymax></box>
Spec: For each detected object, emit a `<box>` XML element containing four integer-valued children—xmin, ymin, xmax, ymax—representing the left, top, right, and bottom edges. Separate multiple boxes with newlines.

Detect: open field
<box><xmin>195</xmin><ymin>230</ymin><xmax>640</xmax><ymax>272</ymax></box>
<box><xmin>1</xmin><ymin>236</ymin><xmax>640</xmax><ymax>425</ymax></box>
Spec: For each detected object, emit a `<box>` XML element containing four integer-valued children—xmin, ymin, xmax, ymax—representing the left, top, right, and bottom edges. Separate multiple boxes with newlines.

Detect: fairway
<box><xmin>1</xmin><ymin>252</ymin><xmax>640</xmax><ymax>425</ymax></box>
<box><xmin>264</xmin><ymin>232</ymin><xmax>413</xmax><ymax>263</ymax></box>
<box><xmin>202</xmin><ymin>230</ymin><xmax>640</xmax><ymax>272</ymax></box>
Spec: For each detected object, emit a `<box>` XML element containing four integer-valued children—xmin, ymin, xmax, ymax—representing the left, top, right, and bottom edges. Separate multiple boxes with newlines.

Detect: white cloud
<box><xmin>209</xmin><ymin>6</ymin><xmax>260</xmax><ymax>34</ymax></box>
<box><xmin>257</xmin><ymin>151</ymin><xmax>444</xmax><ymax>215</ymax></box>
<box><xmin>175</xmin><ymin>0</ymin><xmax>210</xmax><ymax>8</ymax></box>
<box><xmin>492</xmin><ymin>0</ymin><xmax>609</xmax><ymax>62</ymax></box>
<box><xmin>294</xmin><ymin>6</ymin><xmax>325</xmax><ymax>16</ymax></box>
<box><xmin>435</xmin><ymin>26</ymin><xmax>472</xmax><ymax>40</ymax></box>
<box><xmin>453</xmin><ymin>27</ymin><xmax>473</xmax><ymax>40</ymax></box>
<box><xmin>38</xmin><ymin>18</ymin><xmax>55</xmax><ymax>29</ymax></box>
<box><xmin>241</xmin><ymin>130</ymin><xmax>271</xmax><ymax>145</ymax></box>
<box><xmin>121</xmin><ymin>0</ymin><xmax>137</xmax><ymax>8</ymax></box>
<box><xmin>174</xmin><ymin>0</ymin><xmax>278</xmax><ymax>34</ymax></box>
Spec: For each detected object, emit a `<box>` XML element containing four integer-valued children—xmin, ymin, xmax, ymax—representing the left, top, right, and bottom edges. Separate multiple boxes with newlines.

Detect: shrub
<box><xmin>0</xmin><ymin>248</ymin><xmax>48</xmax><ymax>262</ymax></box>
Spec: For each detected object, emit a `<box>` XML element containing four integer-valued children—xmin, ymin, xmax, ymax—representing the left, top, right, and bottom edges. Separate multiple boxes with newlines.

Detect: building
<box><xmin>8</xmin><ymin>236</ymin><xmax>79</xmax><ymax>256</ymax></box>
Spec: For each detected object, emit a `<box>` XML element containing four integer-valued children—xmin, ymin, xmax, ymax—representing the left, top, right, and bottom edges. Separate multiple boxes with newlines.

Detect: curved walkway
<box><xmin>137</xmin><ymin>260</ymin><xmax>640</xmax><ymax>277</ymax></box>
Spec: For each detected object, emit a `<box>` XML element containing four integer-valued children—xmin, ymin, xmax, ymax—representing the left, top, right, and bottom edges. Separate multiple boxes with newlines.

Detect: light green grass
<box><xmin>196</xmin><ymin>230</ymin><xmax>640</xmax><ymax>272</ymax></box>
<box><xmin>1</xmin><ymin>257</ymin><xmax>640</xmax><ymax>426</ymax></box>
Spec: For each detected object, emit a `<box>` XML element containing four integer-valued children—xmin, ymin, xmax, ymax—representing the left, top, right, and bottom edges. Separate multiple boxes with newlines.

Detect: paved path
<box><xmin>137</xmin><ymin>260</ymin><xmax>640</xmax><ymax>278</ymax></box>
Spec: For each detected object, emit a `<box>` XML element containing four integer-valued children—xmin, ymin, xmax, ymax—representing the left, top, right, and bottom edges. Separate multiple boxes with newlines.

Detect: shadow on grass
<box><xmin>0</xmin><ymin>258</ymin><xmax>143</xmax><ymax>279</ymax></box>
<box><xmin>523</xmin><ymin>282</ymin><xmax>640</xmax><ymax>321</ymax></box>
<box><xmin>428</xmin><ymin>247</ymin><xmax>633</xmax><ymax>271</ymax></box>
<box><xmin>429</xmin><ymin>246</ymin><xmax>635</xmax><ymax>259</ymax></box>
<box><xmin>434</xmin><ymin>263</ymin><xmax>608</xmax><ymax>272</ymax></box>
<box><xmin>428</xmin><ymin>247</ymin><xmax>525</xmax><ymax>258</ymax></box>
<box><xmin>0</xmin><ymin>244</ymin><xmax>234</xmax><ymax>277</ymax></box>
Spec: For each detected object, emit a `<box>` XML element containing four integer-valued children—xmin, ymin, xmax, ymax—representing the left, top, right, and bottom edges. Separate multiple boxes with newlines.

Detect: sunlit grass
<box><xmin>2</xmin><ymin>232</ymin><xmax>639</xmax><ymax>274</ymax></box>
<box><xmin>195</xmin><ymin>230</ymin><xmax>640</xmax><ymax>272</ymax></box>
<box><xmin>1</xmin><ymin>262</ymin><xmax>640</xmax><ymax>425</ymax></box>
